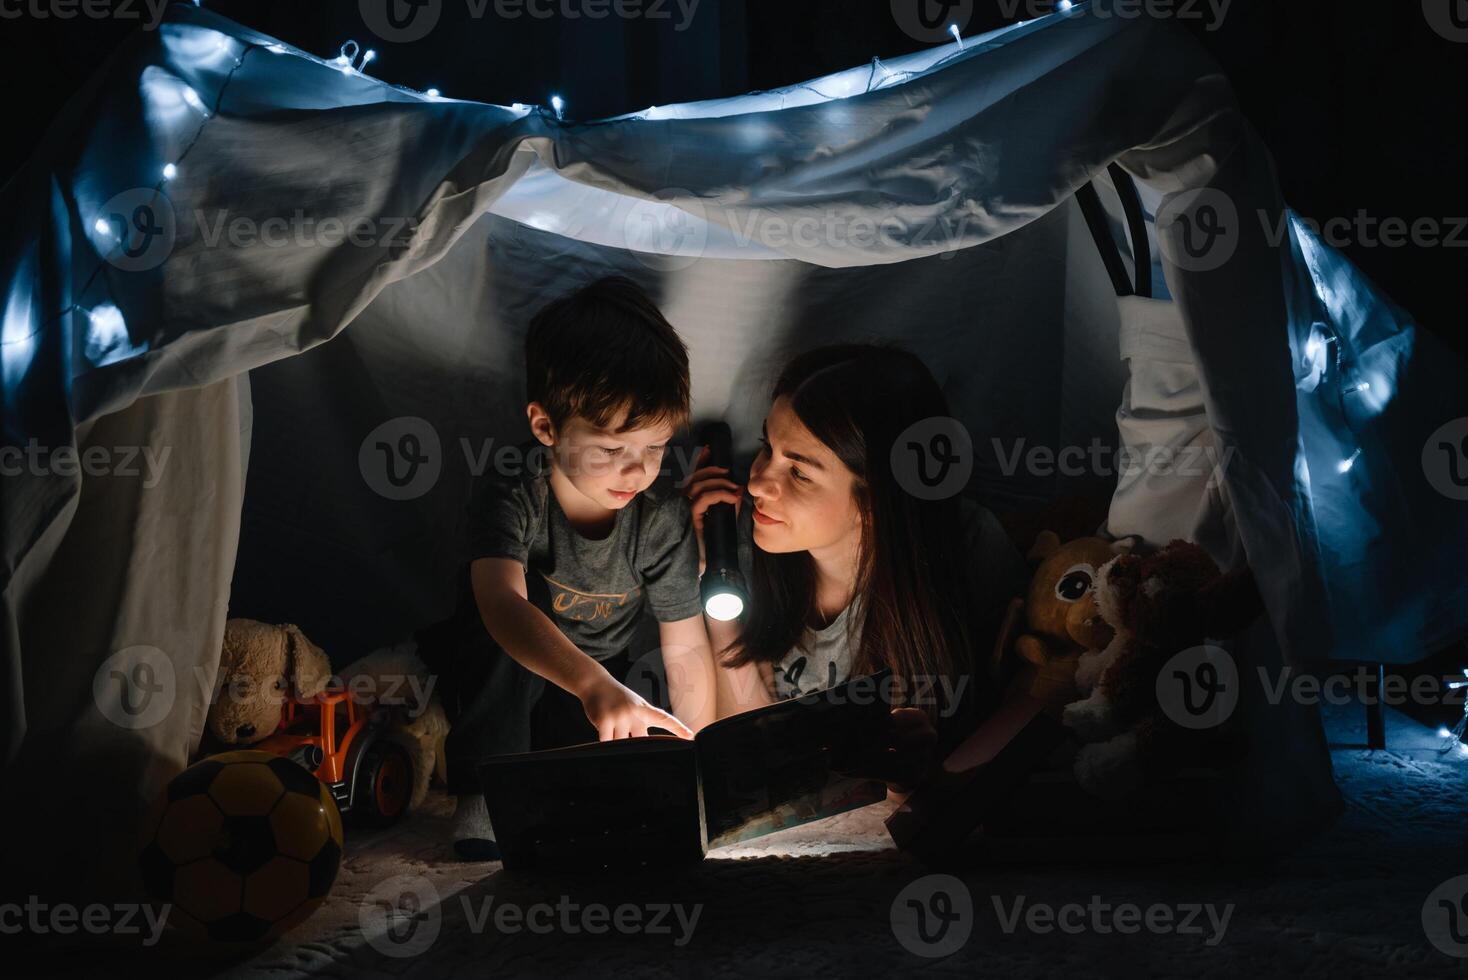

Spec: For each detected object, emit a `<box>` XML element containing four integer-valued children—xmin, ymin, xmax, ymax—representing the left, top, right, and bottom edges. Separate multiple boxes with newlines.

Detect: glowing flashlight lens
<box><xmin>704</xmin><ymin>591</ymin><xmax>744</xmax><ymax>622</ymax></box>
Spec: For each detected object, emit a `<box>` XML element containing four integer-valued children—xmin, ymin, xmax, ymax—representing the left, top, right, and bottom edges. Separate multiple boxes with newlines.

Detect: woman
<box><xmin>686</xmin><ymin>344</ymin><xmax>1031</xmax><ymax>784</ymax></box>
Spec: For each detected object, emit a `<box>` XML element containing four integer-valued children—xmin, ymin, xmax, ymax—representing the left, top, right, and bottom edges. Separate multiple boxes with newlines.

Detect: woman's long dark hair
<box><xmin>730</xmin><ymin>343</ymin><xmax>987</xmax><ymax>722</ymax></box>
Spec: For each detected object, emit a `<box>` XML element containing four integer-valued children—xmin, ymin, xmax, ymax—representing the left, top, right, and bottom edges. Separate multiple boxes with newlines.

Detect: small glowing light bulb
<box><xmin>550</xmin><ymin>94</ymin><xmax>565</xmax><ymax>119</ymax></box>
<box><xmin>162</xmin><ymin>163</ymin><xmax>178</xmax><ymax>180</ymax></box>
<box><xmin>426</xmin><ymin>88</ymin><xmax>441</xmax><ymax>98</ymax></box>
<box><xmin>1337</xmin><ymin>449</ymin><xmax>1362</xmax><ymax>474</ymax></box>
<box><xmin>949</xmin><ymin>24</ymin><xmax>964</xmax><ymax>48</ymax></box>
<box><xmin>361</xmin><ymin>49</ymin><xmax>377</xmax><ymax>69</ymax></box>
<box><xmin>1059</xmin><ymin>0</ymin><xmax>1074</xmax><ymax>10</ymax></box>
<box><xmin>94</xmin><ymin>217</ymin><xmax>112</xmax><ymax>236</ymax></box>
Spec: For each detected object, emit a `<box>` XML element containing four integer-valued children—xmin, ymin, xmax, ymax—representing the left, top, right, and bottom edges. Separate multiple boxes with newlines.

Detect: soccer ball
<box><xmin>139</xmin><ymin>750</ymin><xmax>344</xmax><ymax>945</ymax></box>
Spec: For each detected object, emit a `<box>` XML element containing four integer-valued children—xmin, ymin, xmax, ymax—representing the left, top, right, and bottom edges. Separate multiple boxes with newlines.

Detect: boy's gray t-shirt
<box><xmin>464</xmin><ymin>450</ymin><xmax>703</xmax><ymax>661</ymax></box>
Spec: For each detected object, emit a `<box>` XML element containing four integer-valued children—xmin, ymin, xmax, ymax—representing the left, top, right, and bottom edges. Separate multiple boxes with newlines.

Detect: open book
<box><xmin>478</xmin><ymin>671</ymin><xmax>893</xmax><ymax>870</ymax></box>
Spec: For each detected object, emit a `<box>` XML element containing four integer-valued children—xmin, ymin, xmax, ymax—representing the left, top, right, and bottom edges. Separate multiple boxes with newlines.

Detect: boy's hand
<box><xmin>579</xmin><ymin>674</ymin><xmax>694</xmax><ymax>741</ymax></box>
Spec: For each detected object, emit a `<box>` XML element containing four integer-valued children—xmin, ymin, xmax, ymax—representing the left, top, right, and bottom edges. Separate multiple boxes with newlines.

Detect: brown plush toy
<box><xmin>1062</xmin><ymin>540</ymin><xmax>1263</xmax><ymax>798</ymax></box>
<box><xmin>209</xmin><ymin>619</ymin><xmax>332</xmax><ymax>746</ymax></box>
<box><xmin>994</xmin><ymin>532</ymin><xmax>1129</xmax><ymax>716</ymax></box>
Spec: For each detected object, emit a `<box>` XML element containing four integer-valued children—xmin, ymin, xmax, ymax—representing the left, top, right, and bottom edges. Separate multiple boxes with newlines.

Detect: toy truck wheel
<box><xmin>354</xmin><ymin>740</ymin><xmax>413</xmax><ymax>828</ymax></box>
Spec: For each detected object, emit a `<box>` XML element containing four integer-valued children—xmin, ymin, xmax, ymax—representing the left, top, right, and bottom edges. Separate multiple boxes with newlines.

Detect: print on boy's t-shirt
<box><xmin>544</xmin><ymin>576</ymin><xmax>644</xmax><ymax>624</ymax></box>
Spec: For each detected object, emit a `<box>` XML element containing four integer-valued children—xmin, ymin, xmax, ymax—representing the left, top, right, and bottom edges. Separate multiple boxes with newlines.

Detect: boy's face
<box><xmin>529</xmin><ymin>403</ymin><xmax>675</xmax><ymax>511</ymax></box>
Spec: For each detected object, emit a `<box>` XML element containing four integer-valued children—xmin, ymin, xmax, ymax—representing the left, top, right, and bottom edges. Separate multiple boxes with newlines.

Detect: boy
<box><xmin>436</xmin><ymin>276</ymin><xmax>716</xmax><ymax>861</ymax></box>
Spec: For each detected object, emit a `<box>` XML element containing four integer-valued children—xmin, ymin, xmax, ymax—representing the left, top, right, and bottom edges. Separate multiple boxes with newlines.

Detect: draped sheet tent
<box><xmin>2</xmin><ymin>2</ymin><xmax>1464</xmax><ymax>898</ymax></box>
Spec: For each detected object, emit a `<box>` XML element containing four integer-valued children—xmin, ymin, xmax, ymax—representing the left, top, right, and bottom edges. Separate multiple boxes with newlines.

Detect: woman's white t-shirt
<box><xmin>771</xmin><ymin>598</ymin><xmax>863</xmax><ymax>699</ymax></box>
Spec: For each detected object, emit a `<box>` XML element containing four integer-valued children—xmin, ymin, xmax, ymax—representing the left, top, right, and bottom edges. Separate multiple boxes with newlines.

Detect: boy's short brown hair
<box><xmin>525</xmin><ymin>276</ymin><xmax>691</xmax><ymax>432</ymax></box>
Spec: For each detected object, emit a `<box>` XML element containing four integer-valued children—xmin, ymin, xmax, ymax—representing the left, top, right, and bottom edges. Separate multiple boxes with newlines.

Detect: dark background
<box><xmin>1</xmin><ymin>0</ymin><xmax>1464</xmax><ymax>351</ymax></box>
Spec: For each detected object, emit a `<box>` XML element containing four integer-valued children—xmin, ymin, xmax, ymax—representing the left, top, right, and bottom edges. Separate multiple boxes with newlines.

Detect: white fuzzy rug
<box><xmin>72</xmin><ymin>701</ymin><xmax>1468</xmax><ymax>978</ymax></box>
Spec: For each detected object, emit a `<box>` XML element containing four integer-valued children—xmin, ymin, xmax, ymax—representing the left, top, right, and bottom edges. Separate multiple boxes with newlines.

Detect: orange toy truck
<box><xmin>253</xmin><ymin>687</ymin><xmax>413</xmax><ymax>827</ymax></box>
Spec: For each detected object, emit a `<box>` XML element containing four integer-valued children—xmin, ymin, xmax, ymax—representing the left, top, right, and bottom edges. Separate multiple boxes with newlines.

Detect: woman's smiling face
<box><xmin>746</xmin><ymin>396</ymin><xmax>862</xmax><ymax>555</ymax></box>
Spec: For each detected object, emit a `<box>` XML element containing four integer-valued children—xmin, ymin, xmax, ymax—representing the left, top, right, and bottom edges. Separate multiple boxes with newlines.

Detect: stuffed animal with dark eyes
<box><xmin>991</xmin><ymin>532</ymin><xmax>1130</xmax><ymax>716</ymax></box>
<box><xmin>1062</xmin><ymin>540</ymin><xmax>1262</xmax><ymax>798</ymax></box>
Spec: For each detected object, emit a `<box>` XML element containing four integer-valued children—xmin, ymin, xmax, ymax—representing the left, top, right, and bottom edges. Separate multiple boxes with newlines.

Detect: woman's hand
<box><xmin>577</xmin><ymin>673</ymin><xmax>694</xmax><ymax>741</ymax></box>
<box><xmin>682</xmin><ymin>445</ymin><xmax>743</xmax><ymax>569</ymax></box>
<box><xmin>837</xmin><ymin>707</ymin><xmax>940</xmax><ymax>796</ymax></box>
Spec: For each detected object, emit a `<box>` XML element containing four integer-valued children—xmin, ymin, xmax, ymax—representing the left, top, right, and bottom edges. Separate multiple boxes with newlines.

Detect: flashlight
<box><xmin>698</xmin><ymin>422</ymin><xmax>747</xmax><ymax>622</ymax></box>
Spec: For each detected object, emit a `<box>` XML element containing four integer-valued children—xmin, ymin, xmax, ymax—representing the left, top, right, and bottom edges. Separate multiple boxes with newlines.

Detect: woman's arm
<box><xmin>655</xmin><ymin>615</ymin><xmax>719</xmax><ymax>733</ymax></box>
<box><xmin>708</xmin><ymin>615</ymin><xmax>775</xmax><ymax>717</ymax></box>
